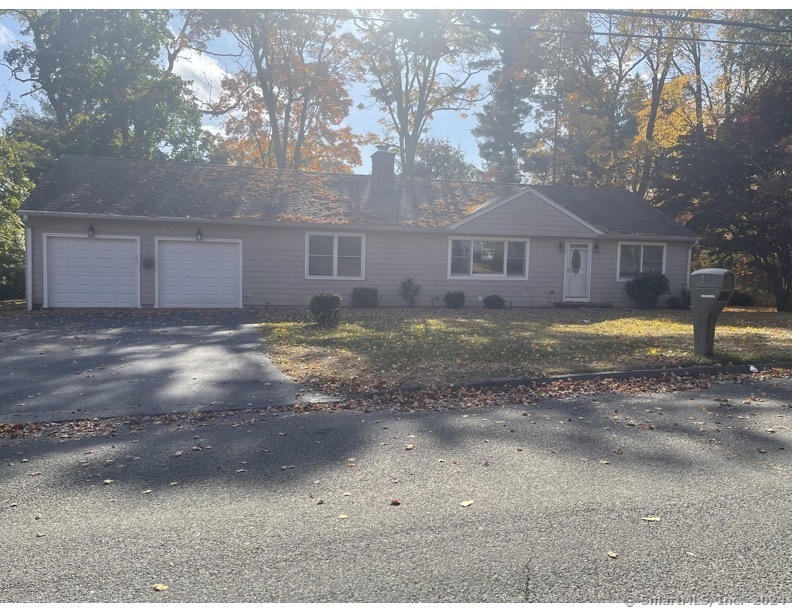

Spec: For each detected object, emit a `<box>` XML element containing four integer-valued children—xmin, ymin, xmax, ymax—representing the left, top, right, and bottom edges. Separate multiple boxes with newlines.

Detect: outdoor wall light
<box><xmin>87</xmin><ymin>224</ymin><xmax>95</xmax><ymax>237</ymax></box>
<box><xmin>558</xmin><ymin>242</ymin><xmax>564</xmax><ymax>252</ymax></box>
<box><xmin>594</xmin><ymin>242</ymin><xmax>601</xmax><ymax>254</ymax></box>
<box><xmin>196</xmin><ymin>228</ymin><xmax>203</xmax><ymax>241</ymax></box>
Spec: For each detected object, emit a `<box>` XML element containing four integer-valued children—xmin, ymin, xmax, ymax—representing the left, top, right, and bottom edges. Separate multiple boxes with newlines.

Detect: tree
<box><xmin>656</xmin><ymin>72</ymin><xmax>792</xmax><ymax>311</ymax></box>
<box><xmin>470</xmin><ymin>10</ymin><xmax>542</xmax><ymax>183</ymax></box>
<box><xmin>204</xmin><ymin>10</ymin><xmax>361</xmax><ymax>172</ymax></box>
<box><xmin>409</xmin><ymin>137</ymin><xmax>481</xmax><ymax>181</ymax></box>
<box><xmin>355</xmin><ymin>9</ymin><xmax>495</xmax><ymax>177</ymax></box>
<box><xmin>2</xmin><ymin>9</ymin><xmax>211</xmax><ymax>161</ymax></box>
<box><xmin>0</xmin><ymin>135</ymin><xmax>37</xmax><ymax>299</ymax></box>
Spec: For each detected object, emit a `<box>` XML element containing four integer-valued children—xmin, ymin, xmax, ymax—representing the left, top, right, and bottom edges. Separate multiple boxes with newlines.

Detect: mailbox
<box><xmin>690</xmin><ymin>268</ymin><xmax>735</xmax><ymax>356</ymax></box>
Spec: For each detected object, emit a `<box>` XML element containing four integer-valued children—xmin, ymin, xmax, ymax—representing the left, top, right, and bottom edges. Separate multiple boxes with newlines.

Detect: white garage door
<box><xmin>45</xmin><ymin>236</ymin><xmax>139</xmax><ymax>308</ymax></box>
<box><xmin>157</xmin><ymin>240</ymin><xmax>242</xmax><ymax>308</ymax></box>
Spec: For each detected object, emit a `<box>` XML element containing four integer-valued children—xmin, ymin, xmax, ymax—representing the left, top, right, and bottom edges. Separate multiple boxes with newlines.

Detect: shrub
<box><xmin>400</xmin><ymin>277</ymin><xmax>421</xmax><ymax>307</ymax></box>
<box><xmin>666</xmin><ymin>287</ymin><xmax>691</xmax><ymax>310</ymax></box>
<box><xmin>624</xmin><ymin>272</ymin><xmax>671</xmax><ymax>309</ymax></box>
<box><xmin>729</xmin><ymin>291</ymin><xmax>755</xmax><ymax>307</ymax></box>
<box><xmin>444</xmin><ymin>290</ymin><xmax>465</xmax><ymax>309</ymax></box>
<box><xmin>483</xmin><ymin>294</ymin><xmax>506</xmax><ymax>309</ymax></box>
<box><xmin>351</xmin><ymin>287</ymin><xmax>379</xmax><ymax>308</ymax></box>
<box><xmin>308</xmin><ymin>292</ymin><xmax>342</xmax><ymax>327</ymax></box>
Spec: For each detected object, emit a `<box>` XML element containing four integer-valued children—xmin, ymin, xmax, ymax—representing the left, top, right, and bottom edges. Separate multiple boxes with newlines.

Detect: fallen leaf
<box><xmin>390</xmin><ymin>499</ymin><xmax>401</xmax><ymax>506</ymax></box>
<box><xmin>600</xmin><ymin>459</ymin><xmax>611</xmax><ymax>464</ymax></box>
<box><xmin>607</xmin><ymin>551</ymin><xmax>619</xmax><ymax>559</ymax></box>
<box><xmin>405</xmin><ymin>444</ymin><xmax>415</xmax><ymax>451</ymax></box>
<box><xmin>338</xmin><ymin>514</ymin><xmax>348</xmax><ymax>519</ymax></box>
<box><xmin>152</xmin><ymin>584</ymin><xmax>169</xmax><ymax>592</ymax></box>
<box><xmin>642</xmin><ymin>516</ymin><xmax>662</xmax><ymax>522</ymax></box>
<box><xmin>460</xmin><ymin>500</ymin><xmax>474</xmax><ymax>507</ymax></box>
<box><xmin>103</xmin><ymin>479</ymin><xmax>114</xmax><ymax>485</ymax></box>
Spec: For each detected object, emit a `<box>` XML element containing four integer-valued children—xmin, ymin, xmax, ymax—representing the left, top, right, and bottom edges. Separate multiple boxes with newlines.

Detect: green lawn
<box><xmin>259</xmin><ymin>307</ymin><xmax>792</xmax><ymax>393</ymax></box>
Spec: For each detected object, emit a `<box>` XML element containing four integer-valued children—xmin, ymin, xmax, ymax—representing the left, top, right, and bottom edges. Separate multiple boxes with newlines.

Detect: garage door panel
<box><xmin>157</xmin><ymin>240</ymin><xmax>241</xmax><ymax>308</ymax></box>
<box><xmin>46</xmin><ymin>236</ymin><xmax>139</xmax><ymax>308</ymax></box>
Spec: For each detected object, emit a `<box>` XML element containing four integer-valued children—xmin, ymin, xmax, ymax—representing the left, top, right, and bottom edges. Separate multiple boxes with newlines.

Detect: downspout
<box><xmin>24</xmin><ymin>216</ymin><xmax>32</xmax><ymax>310</ymax></box>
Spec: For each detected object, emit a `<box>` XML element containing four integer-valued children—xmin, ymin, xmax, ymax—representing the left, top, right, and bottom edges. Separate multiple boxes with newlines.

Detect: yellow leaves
<box><xmin>607</xmin><ymin>551</ymin><xmax>619</xmax><ymax>559</ymax></box>
<box><xmin>459</xmin><ymin>500</ymin><xmax>474</xmax><ymax>508</ymax></box>
<box><xmin>152</xmin><ymin>584</ymin><xmax>169</xmax><ymax>592</ymax></box>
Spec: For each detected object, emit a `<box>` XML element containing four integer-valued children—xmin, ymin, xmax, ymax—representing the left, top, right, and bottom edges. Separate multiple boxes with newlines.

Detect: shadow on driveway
<box><xmin>0</xmin><ymin>309</ymin><xmax>334</xmax><ymax>424</ymax></box>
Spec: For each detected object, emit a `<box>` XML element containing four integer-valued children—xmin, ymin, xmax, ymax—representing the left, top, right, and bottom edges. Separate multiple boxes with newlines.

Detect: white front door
<box><xmin>564</xmin><ymin>242</ymin><xmax>591</xmax><ymax>301</ymax></box>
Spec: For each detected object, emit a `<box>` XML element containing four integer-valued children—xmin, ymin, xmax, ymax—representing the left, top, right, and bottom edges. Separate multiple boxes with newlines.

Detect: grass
<box><xmin>259</xmin><ymin>306</ymin><xmax>792</xmax><ymax>393</ymax></box>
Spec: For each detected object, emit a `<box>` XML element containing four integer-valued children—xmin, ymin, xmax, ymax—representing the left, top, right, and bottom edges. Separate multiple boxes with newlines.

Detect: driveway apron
<box><xmin>0</xmin><ymin>310</ymin><xmax>327</xmax><ymax>424</ymax></box>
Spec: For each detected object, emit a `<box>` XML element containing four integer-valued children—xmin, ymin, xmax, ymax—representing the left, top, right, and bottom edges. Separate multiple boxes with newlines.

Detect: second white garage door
<box><xmin>156</xmin><ymin>239</ymin><xmax>242</xmax><ymax>308</ymax></box>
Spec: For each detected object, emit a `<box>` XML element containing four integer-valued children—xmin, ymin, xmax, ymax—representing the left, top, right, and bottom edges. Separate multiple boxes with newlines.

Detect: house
<box><xmin>18</xmin><ymin>149</ymin><xmax>699</xmax><ymax>310</ymax></box>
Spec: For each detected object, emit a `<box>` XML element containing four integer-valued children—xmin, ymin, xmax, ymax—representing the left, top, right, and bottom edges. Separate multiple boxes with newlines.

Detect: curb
<box><xmin>350</xmin><ymin>362</ymin><xmax>792</xmax><ymax>399</ymax></box>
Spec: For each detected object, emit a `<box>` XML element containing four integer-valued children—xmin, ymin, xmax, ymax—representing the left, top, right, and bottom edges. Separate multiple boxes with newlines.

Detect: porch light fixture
<box><xmin>594</xmin><ymin>242</ymin><xmax>600</xmax><ymax>254</ymax></box>
<box><xmin>196</xmin><ymin>229</ymin><xmax>203</xmax><ymax>241</ymax></box>
<box><xmin>558</xmin><ymin>242</ymin><xmax>564</xmax><ymax>252</ymax></box>
<box><xmin>87</xmin><ymin>224</ymin><xmax>95</xmax><ymax>237</ymax></box>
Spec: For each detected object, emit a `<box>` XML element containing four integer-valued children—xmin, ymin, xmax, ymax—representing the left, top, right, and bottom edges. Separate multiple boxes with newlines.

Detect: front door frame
<box><xmin>563</xmin><ymin>240</ymin><xmax>592</xmax><ymax>302</ymax></box>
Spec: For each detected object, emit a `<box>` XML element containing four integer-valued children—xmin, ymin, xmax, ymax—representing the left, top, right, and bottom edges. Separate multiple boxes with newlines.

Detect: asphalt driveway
<box><xmin>0</xmin><ymin>310</ymin><xmax>331</xmax><ymax>424</ymax></box>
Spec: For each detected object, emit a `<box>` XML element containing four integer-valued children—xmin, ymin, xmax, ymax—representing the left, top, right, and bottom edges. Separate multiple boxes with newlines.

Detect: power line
<box><xmin>583</xmin><ymin>9</ymin><xmax>792</xmax><ymax>35</ymax></box>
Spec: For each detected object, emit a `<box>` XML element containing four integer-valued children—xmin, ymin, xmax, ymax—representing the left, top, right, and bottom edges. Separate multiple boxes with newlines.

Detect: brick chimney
<box><xmin>371</xmin><ymin>144</ymin><xmax>396</xmax><ymax>195</ymax></box>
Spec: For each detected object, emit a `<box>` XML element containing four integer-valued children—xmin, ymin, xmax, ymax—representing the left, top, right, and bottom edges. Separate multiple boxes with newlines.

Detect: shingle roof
<box><xmin>532</xmin><ymin>185</ymin><xmax>698</xmax><ymax>238</ymax></box>
<box><xmin>21</xmin><ymin>155</ymin><xmax>521</xmax><ymax>228</ymax></box>
<box><xmin>21</xmin><ymin>155</ymin><xmax>697</xmax><ymax>239</ymax></box>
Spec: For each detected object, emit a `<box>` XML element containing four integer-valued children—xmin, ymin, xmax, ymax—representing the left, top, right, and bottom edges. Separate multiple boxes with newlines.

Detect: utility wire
<box><xmin>583</xmin><ymin>9</ymin><xmax>792</xmax><ymax>35</ymax></box>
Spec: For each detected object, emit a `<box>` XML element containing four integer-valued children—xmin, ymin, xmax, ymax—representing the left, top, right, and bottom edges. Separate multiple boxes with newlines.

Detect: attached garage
<box><xmin>44</xmin><ymin>235</ymin><xmax>140</xmax><ymax>308</ymax></box>
<box><xmin>156</xmin><ymin>239</ymin><xmax>242</xmax><ymax>308</ymax></box>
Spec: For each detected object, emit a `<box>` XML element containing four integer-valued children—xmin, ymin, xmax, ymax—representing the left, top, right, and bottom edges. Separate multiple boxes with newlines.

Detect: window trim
<box><xmin>305</xmin><ymin>232</ymin><xmax>365</xmax><ymax>280</ymax></box>
<box><xmin>447</xmin><ymin>236</ymin><xmax>529</xmax><ymax>280</ymax></box>
<box><xmin>616</xmin><ymin>241</ymin><xmax>666</xmax><ymax>281</ymax></box>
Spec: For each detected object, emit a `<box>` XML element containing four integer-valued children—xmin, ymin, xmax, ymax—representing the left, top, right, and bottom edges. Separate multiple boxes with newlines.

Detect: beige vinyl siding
<box><xmin>454</xmin><ymin>191</ymin><xmax>598</xmax><ymax>238</ymax></box>
<box><xmin>25</xmin><ymin>215</ymin><xmax>695</xmax><ymax>309</ymax></box>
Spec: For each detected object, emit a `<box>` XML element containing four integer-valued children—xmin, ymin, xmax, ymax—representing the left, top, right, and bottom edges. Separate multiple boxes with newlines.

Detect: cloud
<box><xmin>172</xmin><ymin>50</ymin><xmax>229</xmax><ymax>105</ymax></box>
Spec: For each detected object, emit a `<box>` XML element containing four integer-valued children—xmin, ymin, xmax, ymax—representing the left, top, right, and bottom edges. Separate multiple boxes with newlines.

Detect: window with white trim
<box><xmin>618</xmin><ymin>243</ymin><xmax>665</xmax><ymax>280</ymax></box>
<box><xmin>449</xmin><ymin>238</ymin><xmax>528</xmax><ymax>278</ymax></box>
<box><xmin>306</xmin><ymin>233</ymin><xmax>364</xmax><ymax>278</ymax></box>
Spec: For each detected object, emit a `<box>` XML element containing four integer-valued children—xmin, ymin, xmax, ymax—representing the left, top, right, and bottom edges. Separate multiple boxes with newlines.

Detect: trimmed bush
<box><xmin>308</xmin><ymin>292</ymin><xmax>342</xmax><ymax>327</ymax></box>
<box><xmin>444</xmin><ymin>290</ymin><xmax>465</xmax><ymax>309</ymax></box>
<box><xmin>351</xmin><ymin>286</ymin><xmax>379</xmax><ymax>308</ymax></box>
<box><xmin>625</xmin><ymin>272</ymin><xmax>671</xmax><ymax>309</ymax></box>
<box><xmin>483</xmin><ymin>294</ymin><xmax>506</xmax><ymax>309</ymax></box>
<box><xmin>666</xmin><ymin>287</ymin><xmax>691</xmax><ymax>310</ymax></box>
<box><xmin>400</xmin><ymin>277</ymin><xmax>421</xmax><ymax>307</ymax></box>
<box><xmin>729</xmin><ymin>291</ymin><xmax>755</xmax><ymax>307</ymax></box>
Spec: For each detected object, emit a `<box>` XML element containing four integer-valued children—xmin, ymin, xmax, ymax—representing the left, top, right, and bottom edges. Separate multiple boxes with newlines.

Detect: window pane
<box><xmin>507</xmin><ymin>241</ymin><xmax>526</xmax><ymax>276</ymax></box>
<box><xmin>308</xmin><ymin>256</ymin><xmax>333</xmax><ymax>276</ymax></box>
<box><xmin>338</xmin><ymin>236</ymin><xmax>362</xmax><ymax>257</ymax></box>
<box><xmin>642</xmin><ymin>246</ymin><xmax>663</xmax><ymax>273</ymax></box>
<box><xmin>473</xmin><ymin>240</ymin><xmax>505</xmax><ymax>275</ymax></box>
<box><xmin>309</xmin><ymin>235</ymin><xmax>333</xmax><ymax>256</ymax></box>
<box><xmin>451</xmin><ymin>257</ymin><xmax>470</xmax><ymax>275</ymax></box>
<box><xmin>619</xmin><ymin>245</ymin><xmax>641</xmax><ymax>278</ymax></box>
<box><xmin>452</xmin><ymin>240</ymin><xmax>470</xmax><ymax>257</ymax></box>
<box><xmin>337</xmin><ymin>256</ymin><xmax>361</xmax><ymax>277</ymax></box>
<box><xmin>507</xmin><ymin>242</ymin><xmax>525</xmax><ymax>259</ymax></box>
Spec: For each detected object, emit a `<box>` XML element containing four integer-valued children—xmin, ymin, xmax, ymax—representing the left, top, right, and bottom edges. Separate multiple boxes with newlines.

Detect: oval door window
<box><xmin>571</xmin><ymin>248</ymin><xmax>581</xmax><ymax>274</ymax></box>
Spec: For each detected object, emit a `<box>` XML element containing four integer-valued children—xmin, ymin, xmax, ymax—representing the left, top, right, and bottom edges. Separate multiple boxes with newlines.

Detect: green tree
<box><xmin>0</xmin><ymin>135</ymin><xmax>37</xmax><ymax>299</ymax></box>
<box><xmin>469</xmin><ymin>10</ymin><xmax>542</xmax><ymax>183</ymax></box>
<box><xmin>3</xmin><ymin>9</ymin><xmax>211</xmax><ymax>161</ymax></box>
<box><xmin>656</xmin><ymin>71</ymin><xmax>792</xmax><ymax>311</ymax></box>
<box><xmin>355</xmin><ymin>9</ymin><xmax>495</xmax><ymax>178</ymax></box>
